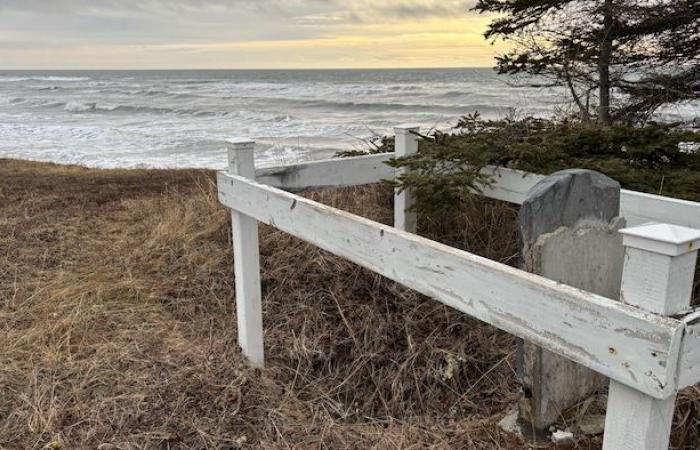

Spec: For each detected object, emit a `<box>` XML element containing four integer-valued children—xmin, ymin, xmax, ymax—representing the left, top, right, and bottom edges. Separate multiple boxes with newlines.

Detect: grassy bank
<box><xmin>1</xmin><ymin>159</ymin><xmax>698</xmax><ymax>449</ymax></box>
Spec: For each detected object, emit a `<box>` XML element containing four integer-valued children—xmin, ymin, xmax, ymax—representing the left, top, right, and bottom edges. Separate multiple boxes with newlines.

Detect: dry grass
<box><xmin>0</xmin><ymin>159</ymin><xmax>698</xmax><ymax>449</ymax></box>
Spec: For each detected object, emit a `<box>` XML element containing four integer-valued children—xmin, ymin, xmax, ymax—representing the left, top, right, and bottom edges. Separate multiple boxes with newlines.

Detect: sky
<box><xmin>0</xmin><ymin>0</ymin><xmax>505</xmax><ymax>69</ymax></box>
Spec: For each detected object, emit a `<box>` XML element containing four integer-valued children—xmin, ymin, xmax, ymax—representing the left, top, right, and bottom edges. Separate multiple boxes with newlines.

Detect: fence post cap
<box><xmin>620</xmin><ymin>222</ymin><xmax>700</xmax><ymax>256</ymax></box>
<box><xmin>226</xmin><ymin>138</ymin><xmax>256</xmax><ymax>148</ymax></box>
<box><xmin>394</xmin><ymin>124</ymin><xmax>420</xmax><ymax>134</ymax></box>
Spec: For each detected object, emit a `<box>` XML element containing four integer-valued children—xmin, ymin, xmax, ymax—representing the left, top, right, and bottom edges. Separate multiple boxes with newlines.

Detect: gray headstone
<box><xmin>516</xmin><ymin>169</ymin><xmax>625</xmax><ymax>438</ymax></box>
<box><xmin>519</xmin><ymin>169</ymin><xmax>620</xmax><ymax>245</ymax></box>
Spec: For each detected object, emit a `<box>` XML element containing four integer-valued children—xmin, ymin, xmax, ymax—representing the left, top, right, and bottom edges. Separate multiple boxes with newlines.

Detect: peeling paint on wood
<box><xmin>254</xmin><ymin>153</ymin><xmax>700</xmax><ymax>229</ymax></box>
<box><xmin>255</xmin><ymin>153</ymin><xmax>394</xmax><ymax>192</ymax></box>
<box><xmin>218</xmin><ymin>171</ymin><xmax>686</xmax><ymax>399</ymax></box>
<box><xmin>602</xmin><ymin>223</ymin><xmax>699</xmax><ymax>450</ymax></box>
<box><xmin>227</xmin><ymin>140</ymin><xmax>265</xmax><ymax>368</ymax></box>
<box><xmin>394</xmin><ymin>125</ymin><xmax>419</xmax><ymax>233</ymax></box>
<box><xmin>678</xmin><ymin>311</ymin><xmax>700</xmax><ymax>389</ymax></box>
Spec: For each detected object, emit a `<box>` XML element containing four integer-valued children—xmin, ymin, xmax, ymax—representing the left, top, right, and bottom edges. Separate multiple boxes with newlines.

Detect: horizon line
<box><xmin>0</xmin><ymin>66</ymin><xmax>496</xmax><ymax>72</ymax></box>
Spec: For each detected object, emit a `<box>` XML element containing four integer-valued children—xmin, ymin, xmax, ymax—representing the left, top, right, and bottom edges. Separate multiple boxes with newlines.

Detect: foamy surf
<box><xmin>0</xmin><ymin>69</ymin><xmax>697</xmax><ymax>169</ymax></box>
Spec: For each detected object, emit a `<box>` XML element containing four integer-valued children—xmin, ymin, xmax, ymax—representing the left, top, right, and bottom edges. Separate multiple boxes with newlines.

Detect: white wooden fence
<box><xmin>218</xmin><ymin>127</ymin><xmax>700</xmax><ymax>450</ymax></box>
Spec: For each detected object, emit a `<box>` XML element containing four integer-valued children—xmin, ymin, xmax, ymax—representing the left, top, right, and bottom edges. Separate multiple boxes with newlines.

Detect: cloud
<box><xmin>0</xmin><ymin>0</ymin><xmax>494</xmax><ymax>68</ymax></box>
<box><xmin>0</xmin><ymin>0</ymin><xmax>340</xmax><ymax>44</ymax></box>
<box><xmin>354</xmin><ymin>1</ymin><xmax>475</xmax><ymax>20</ymax></box>
<box><xmin>0</xmin><ymin>0</ymin><xmax>477</xmax><ymax>30</ymax></box>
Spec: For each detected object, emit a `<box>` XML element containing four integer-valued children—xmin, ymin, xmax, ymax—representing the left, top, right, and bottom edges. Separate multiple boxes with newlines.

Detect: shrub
<box><xmin>384</xmin><ymin>113</ymin><xmax>700</xmax><ymax>218</ymax></box>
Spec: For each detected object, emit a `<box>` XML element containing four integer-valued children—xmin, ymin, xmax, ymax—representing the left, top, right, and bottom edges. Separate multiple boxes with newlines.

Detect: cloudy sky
<box><xmin>0</xmin><ymin>0</ymin><xmax>505</xmax><ymax>69</ymax></box>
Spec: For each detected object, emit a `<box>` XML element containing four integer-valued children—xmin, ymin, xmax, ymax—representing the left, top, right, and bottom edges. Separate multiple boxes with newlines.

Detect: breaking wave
<box><xmin>0</xmin><ymin>68</ymin><xmax>640</xmax><ymax>170</ymax></box>
<box><xmin>62</xmin><ymin>101</ymin><xmax>222</xmax><ymax>117</ymax></box>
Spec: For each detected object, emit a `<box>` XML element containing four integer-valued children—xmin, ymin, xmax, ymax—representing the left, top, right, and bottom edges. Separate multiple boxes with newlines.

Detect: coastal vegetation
<box><xmin>0</xmin><ymin>160</ymin><xmax>521</xmax><ymax>448</ymax></box>
<box><xmin>386</xmin><ymin>114</ymin><xmax>700</xmax><ymax>218</ymax></box>
<box><xmin>2</xmin><ymin>159</ymin><xmax>699</xmax><ymax>449</ymax></box>
<box><xmin>2</xmin><ymin>3</ymin><xmax>699</xmax><ymax>448</ymax></box>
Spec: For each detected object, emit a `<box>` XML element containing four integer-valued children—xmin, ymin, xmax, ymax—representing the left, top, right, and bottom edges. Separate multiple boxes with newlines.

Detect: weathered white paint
<box><xmin>679</xmin><ymin>311</ymin><xmax>700</xmax><ymax>389</ymax></box>
<box><xmin>621</xmin><ymin>190</ymin><xmax>700</xmax><ymax>228</ymax></box>
<box><xmin>228</xmin><ymin>139</ymin><xmax>265</xmax><ymax>367</ymax></box>
<box><xmin>480</xmin><ymin>166</ymin><xmax>544</xmax><ymax>204</ymax></box>
<box><xmin>394</xmin><ymin>125</ymin><xmax>419</xmax><ymax>233</ymax></box>
<box><xmin>254</xmin><ymin>153</ymin><xmax>700</xmax><ymax>229</ymax></box>
<box><xmin>253</xmin><ymin>154</ymin><xmax>542</xmax><ymax>203</ymax></box>
<box><xmin>603</xmin><ymin>223</ymin><xmax>700</xmax><ymax>450</ymax></box>
<box><xmin>603</xmin><ymin>382</ymin><xmax>677</xmax><ymax>450</ymax></box>
<box><xmin>255</xmin><ymin>153</ymin><xmax>394</xmax><ymax>191</ymax></box>
<box><xmin>619</xmin><ymin>224</ymin><xmax>700</xmax><ymax>316</ymax></box>
<box><xmin>621</xmin><ymin>249</ymin><xmax>697</xmax><ymax>317</ymax></box>
<box><xmin>217</xmin><ymin>172</ymin><xmax>686</xmax><ymax>399</ymax></box>
<box><xmin>620</xmin><ymin>222</ymin><xmax>700</xmax><ymax>257</ymax></box>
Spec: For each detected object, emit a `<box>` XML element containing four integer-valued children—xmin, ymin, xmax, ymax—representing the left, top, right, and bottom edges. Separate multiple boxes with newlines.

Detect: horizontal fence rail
<box><xmin>218</xmin><ymin>171</ymin><xmax>691</xmax><ymax>399</ymax></box>
<box><xmin>224</xmin><ymin>133</ymin><xmax>700</xmax><ymax>450</ymax></box>
<box><xmin>255</xmin><ymin>153</ymin><xmax>395</xmax><ymax>191</ymax></box>
<box><xmin>680</xmin><ymin>312</ymin><xmax>700</xmax><ymax>389</ymax></box>
<box><xmin>255</xmin><ymin>153</ymin><xmax>700</xmax><ymax>228</ymax></box>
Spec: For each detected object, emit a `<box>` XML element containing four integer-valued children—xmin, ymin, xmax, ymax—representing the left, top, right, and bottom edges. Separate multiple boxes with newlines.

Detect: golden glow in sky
<box><xmin>0</xmin><ymin>1</ymin><xmax>505</xmax><ymax>69</ymax></box>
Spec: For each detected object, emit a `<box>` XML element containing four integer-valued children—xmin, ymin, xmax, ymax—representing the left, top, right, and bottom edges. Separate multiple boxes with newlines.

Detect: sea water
<box><xmin>0</xmin><ymin>69</ymin><xmax>697</xmax><ymax>169</ymax></box>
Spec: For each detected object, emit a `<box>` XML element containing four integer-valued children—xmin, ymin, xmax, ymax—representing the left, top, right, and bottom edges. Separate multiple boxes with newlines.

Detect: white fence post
<box><xmin>603</xmin><ymin>223</ymin><xmax>700</xmax><ymax>450</ymax></box>
<box><xmin>227</xmin><ymin>139</ymin><xmax>265</xmax><ymax>368</ymax></box>
<box><xmin>393</xmin><ymin>124</ymin><xmax>420</xmax><ymax>233</ymax></box>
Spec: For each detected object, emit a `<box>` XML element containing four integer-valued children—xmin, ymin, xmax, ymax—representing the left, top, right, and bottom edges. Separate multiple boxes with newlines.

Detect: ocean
<box><xmin>0</xmin><ymin>69</ymin><xmax>697</xmax><ymax>169</ymax></box>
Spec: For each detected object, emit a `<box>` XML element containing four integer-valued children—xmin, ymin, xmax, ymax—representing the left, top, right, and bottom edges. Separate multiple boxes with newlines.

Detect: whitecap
<box><xmin>65</xmin><ymin>102</ymin><xmax>97</xmax><ymax>113</ymax></box>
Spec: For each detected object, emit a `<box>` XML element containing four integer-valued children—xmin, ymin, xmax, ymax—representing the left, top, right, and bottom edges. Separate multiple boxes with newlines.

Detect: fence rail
<box><xmin>256</xmin><ymin>152</ymin><xmax>700</xmax><ymax>229</ymax></box>
<box><xmin>219</xmin><ymin>170</ymin><xmax>688</xmax><ymax>398</ymax></box>
<box><xmin>220</xmin><ymin>130</ymin><xmax>700</xmax><ymax>450</ymax></box>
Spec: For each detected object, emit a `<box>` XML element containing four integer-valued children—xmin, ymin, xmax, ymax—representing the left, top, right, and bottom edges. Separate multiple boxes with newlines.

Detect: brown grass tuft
<box><xmin>1</xmin><ymin>159</ymin><xmax>698</xmax><ymax>449</ymax></box>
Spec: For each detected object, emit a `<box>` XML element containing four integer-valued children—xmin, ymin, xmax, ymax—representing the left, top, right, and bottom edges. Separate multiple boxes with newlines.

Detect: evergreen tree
<box><xmin>473</xmin><ymin>0</ymin><xmax>700</xmax><ymax>123</ymax></box>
